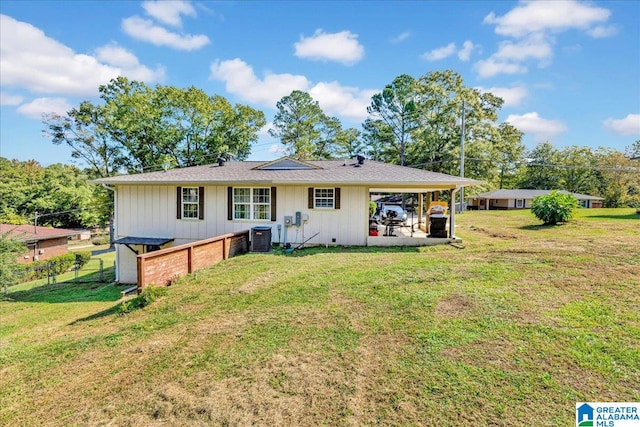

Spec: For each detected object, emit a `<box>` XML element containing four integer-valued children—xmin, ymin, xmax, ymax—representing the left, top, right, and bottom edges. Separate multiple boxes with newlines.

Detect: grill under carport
<box><xmin>428</xmin><ymin>215</ymin><xmax>448</xmax><ymax>238</ymax></box>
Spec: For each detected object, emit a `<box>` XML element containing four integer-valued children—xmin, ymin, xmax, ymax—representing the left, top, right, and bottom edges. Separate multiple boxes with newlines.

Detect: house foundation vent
<box><xmin>251</xmin><ymin>226</ymin><xmax>272</xmax><ymax>252</ymax></box>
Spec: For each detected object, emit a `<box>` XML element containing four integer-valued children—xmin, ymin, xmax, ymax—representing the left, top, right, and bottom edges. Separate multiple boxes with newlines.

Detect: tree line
<box><xmin>2</xmin><ymin>70</ymin><xmax>638</xmax><ymax>229</ymax></box>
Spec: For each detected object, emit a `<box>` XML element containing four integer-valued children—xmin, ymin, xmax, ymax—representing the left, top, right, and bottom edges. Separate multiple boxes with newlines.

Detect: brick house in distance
<box><xmin>1</xmin><ymin>224</ymin><xmax>78</xmax><ymax>263</ymax></box>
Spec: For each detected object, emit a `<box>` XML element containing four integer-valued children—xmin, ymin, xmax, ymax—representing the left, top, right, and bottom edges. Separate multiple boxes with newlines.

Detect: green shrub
<box><xmin>369</xmin><ymin>201</ymin><xmax>377</xmax><ymax>218</ymax></box>
<box><xmin>531</xmin><ymin>191</ymin><xmax>578</xmax><ymax>225</ymax></box>
<box><xmin>74</xmin><ymin>251</ymin><xmax>92</xmax><ymax>268</ymax></box>
<box><xmin>92</xmin><ymin>235</ymin><xmax>110</xmax><ymax>245</ymax></box>
<box><xmin>18</xmin><ymin>251</ymin><xmax>93</xmax><ymax>282</ymax></box>
<box><xmin>119</xmin><ymin>286</ymin><xmax>168</xmax><ymax>314</ymax></box>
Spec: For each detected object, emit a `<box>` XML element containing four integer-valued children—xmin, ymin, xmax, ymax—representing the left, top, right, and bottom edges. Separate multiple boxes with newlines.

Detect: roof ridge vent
<box><xmin>217</xmin><ymin>157</ymin><xmax>226</xmax><ymax>166</ymax></box>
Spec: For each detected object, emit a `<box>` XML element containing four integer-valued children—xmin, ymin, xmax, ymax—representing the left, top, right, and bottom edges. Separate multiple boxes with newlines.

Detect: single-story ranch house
<box><xmin>0</xmin><ymin>224</ymin><xmax>78</xmax><ymax>263</ymax></box>
<box><xmin>467</xmin><ymin>189</ymin><xmax>604</xmax><ymax>210</ymax></box>
<box><xmin>94</xmin><ymin>157</ymin><xmax>479</xmax><ymax>284</ymax></box>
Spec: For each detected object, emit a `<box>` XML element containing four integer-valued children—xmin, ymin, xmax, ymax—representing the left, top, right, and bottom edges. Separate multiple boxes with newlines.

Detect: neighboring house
<box><xmin>0</xmin><ymin>224</ymin><xmax>78</xmax><ymax>263</ymax></box>
<box><xmin>94</xmin><ymin>157</ymin><xmax>480</xmax><ymax>284</ymax></box>
<box><xmin>467</xmin><ymin>189</ymin><xmax>604</xmax><ymax>210</ymax></box>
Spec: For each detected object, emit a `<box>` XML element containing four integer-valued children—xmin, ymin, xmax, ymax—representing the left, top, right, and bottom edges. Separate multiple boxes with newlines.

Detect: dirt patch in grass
<box><xmin>232</xmin><ymin>271</ymin><xmax>278</xmax><ymax>294</ymax></box>
<box><xmin>468</xmin><ymin>225</ymin><xmax>518</xmax><ymax>239</ymax></box>
<box><xmin>441</xmin><ymin>337</ymin><xmax>520</xmax><ymax>371</ymax></box>
<box><xmin>132</xmin><ymin>351</ymin><xmax>357</xmax><ymax>426</ymax></box>
<box><xmin>434</xmin><ymin>294</ymin><xmax>475</xmax><ymax>318</ymax></box>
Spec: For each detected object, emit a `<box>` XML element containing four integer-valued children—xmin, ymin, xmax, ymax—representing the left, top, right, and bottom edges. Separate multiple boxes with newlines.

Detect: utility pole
<box><xmin>459</xmin><ymin>101</ymin><xmax>466</xmax><ymax>214</ymax></box>
<box><xmin>34</xmin><ymin>211</ymin><xmax>38</xmax><ymax>234</ymax></box>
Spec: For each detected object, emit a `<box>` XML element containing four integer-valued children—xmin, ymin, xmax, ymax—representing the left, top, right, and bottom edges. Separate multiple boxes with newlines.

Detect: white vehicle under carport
<box><xmin>377</xmin><ymin>205</ymin><xmax>408</xmax><ymax>226</ymax></box>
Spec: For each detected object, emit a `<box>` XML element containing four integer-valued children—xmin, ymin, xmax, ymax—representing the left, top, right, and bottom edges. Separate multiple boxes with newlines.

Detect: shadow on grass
<box><xmin>582</xmin><ymin>213</ymin><xmax>640</xmax><ymax>220</ymax></box>
<box><xmin>69</xmin><ymin>304</ymin><xmax>121</xmax><ymax>324</ymax></box>
<box><xmin>267</xmin><ymin>245</ymin><xmax>422</xmax><ymax>257</ymax></box>
<box><xmin>518</xmin><ymin>224</ymin><xmax>559</xmax><ymax>231</ymax></box>
<box><xmin>4</xmin><ymin>282</ymin><xmax>129</xmax><ymax>304</ymax></box>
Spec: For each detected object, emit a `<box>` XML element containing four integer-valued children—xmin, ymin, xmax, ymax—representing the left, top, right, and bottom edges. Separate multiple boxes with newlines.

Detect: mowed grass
<box><xmin>1</xmin><ymin>209</ymin><xmax>638</xmax><ymax>426</ymax></box>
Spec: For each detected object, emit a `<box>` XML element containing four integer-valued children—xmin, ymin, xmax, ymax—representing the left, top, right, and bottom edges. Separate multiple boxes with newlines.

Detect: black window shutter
<box><xmin>271</xmin><ymin>187</ymin><xmax>277</xmax><ymax>221</ymax></box>
<box><xmin>227</xmin><ymin>187</ymin><xmax>233</xmax><ymax>220</ymax></box>
<box><xmin>198</xmin><ymin>187</ymin><xmax>205</xmax><ymax>220</ymax></box>
<box><xmin>308</xmin><ymin>187</ymin><xmax>314</xmax><ymax>209</ymax></box>
<box><xmin>176</xmin><ymin>186</ymin><xmax>182</xmax><ymax>219</ymax></box>
<box><xmin>335</xmin><ymin>188</ymin><xmax>341</xmax><ymax>209</ymax></box>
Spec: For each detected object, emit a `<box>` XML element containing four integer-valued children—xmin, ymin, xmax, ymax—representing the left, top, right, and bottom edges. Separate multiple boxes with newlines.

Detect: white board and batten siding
<box><xmin>114</xmin><ymin>184</ymin><xmax>369</xmax><ymax>283</ymax></box>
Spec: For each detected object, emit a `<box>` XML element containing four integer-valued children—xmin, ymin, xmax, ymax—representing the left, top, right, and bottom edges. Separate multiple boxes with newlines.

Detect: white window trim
<box><xmin>233</xmin><ymin>187</ymin><xmax>271</xmax><ymax>220</ymax></box>
<box><xmin>182</xmin><ymin>187</ymin><xmax>200</xmax><ymax>219</ymax></box>
<box><xmin>314</xmin><ymin>188</ymin><xmax>335</xmax><ymax>209</ymax></box>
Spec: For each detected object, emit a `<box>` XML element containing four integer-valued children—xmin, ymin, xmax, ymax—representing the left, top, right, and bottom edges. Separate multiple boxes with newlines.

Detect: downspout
<box><xmin>101</xmin><ymin>183</ymin><xmax>118</xmax><ymax>283</ymax></box>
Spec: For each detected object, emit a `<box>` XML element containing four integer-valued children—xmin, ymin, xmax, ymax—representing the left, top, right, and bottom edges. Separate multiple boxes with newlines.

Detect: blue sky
<box><xmin>1</xmin><ymin>0</ymin><xmax>639</xmax><ymax>167</ymax></box>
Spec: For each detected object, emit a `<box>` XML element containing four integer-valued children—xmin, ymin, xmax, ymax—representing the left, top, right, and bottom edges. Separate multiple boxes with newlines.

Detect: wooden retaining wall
<box><xmin>136</xmin><ymin>230</ymin><xmax>249</xmax><ymax>291</ymax></box>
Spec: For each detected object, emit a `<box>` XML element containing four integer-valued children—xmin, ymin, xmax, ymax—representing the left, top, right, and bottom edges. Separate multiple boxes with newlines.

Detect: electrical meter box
<box><xmin>295</xmin><ymin>211</ymin><xmax>302</xmax><ymax>226</ymax></box>
<box><xmin>284</xmin><ymin>216</ymin><xmax>293</xmax><ymax>226</ymax></box>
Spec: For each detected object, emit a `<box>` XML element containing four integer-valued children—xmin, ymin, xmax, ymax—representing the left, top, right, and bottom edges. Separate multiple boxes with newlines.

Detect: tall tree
<box><xmin>627</xmin><ymin>140</ymin><xmax>640</xmax><ymax>159</ymax></box>
<box><xmin>0</xmin><ymin>232</ymin><xmax>26</xmax><ymax>293</ymax></box>
<box><xmin>0</xmin><ymin>159</ymin><xmax>105</xmax><ymax>228</ymax></box>
<box><xmin>519</xmin><ymin>142</ymin><xmax>564</xmax><ymax>189</ymax></box>
<box><xmin>269</xmin><ymin>90</ymin><xmax>339</xmax><ymax>159</ymax></box>
<box><xmin>44</xmin><ymin>77</ymin><xmax>266</xmax><ymax>174</ymax></box>
<box><xmin>560</xmin><ymin>146</ymin><xmax>598</xmax><ymax>194</ymax></box>
<box><xmin>464</xmin><ymin>122</ymin><xmax>525</xmax><ymax>190</ymax></box>
<box><xmin>593</xmin><ymin>148</ymin><xmax>639</xmax><ymax>207</ymax></box>
<box><xmin>44</xmin><ymin>101</ymin><xmax>124</xmax><ymax>178</ymax></box>
<box><xmin>334</xmin><ymin>127</ymin><xmax>364</xmax><ymax>159</ymax></box>
<box><xmin>363</xmin><ymin>74</ymin><xmax>419</xmax><ymax>166</ymax></box>
<box><xmin>411</xmin><ymin>70</ymin><xmax>504</xmax><ymax>175</ymax></box>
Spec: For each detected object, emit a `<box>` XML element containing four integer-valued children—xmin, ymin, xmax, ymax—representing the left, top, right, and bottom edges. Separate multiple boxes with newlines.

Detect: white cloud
<box><xmin>505</xmin><ymin>112</ymin><xmax>567</xmax><ymax>141</ymax></box>
<box><xmin>0</xmin><ymin>15</ymin><xmax>164</xmax><ymax>97</ymax></box>
<box><xmin>587</xmin><ymin>25</ymin><xmax>618</xmax><ymax>38</ymax></box>
<box><xmin>309</xmin><ymin>81</ymin><xmax>376</xmax><ymax>121</ymax></box>
<box><xmin>122</xmin><ymin>16</ymin><xmax>209</xmax><ymax>51</ymax></box>
<box><xmin>422</xmin><ymin>42</ymin><xmax>456</xmax><ymax>61</ymax></box>
<box><xmin>391</xmin><ymin>31</ymin><xmax>410</xmax><ymax>44</ymax></box>
<box><xmin>493</xmin><ymin>34</ymin><xmax>553</xmax><ymax>64</ymax></box>
<box><xmin>258</xmin><ymin>122</ymin><xmax>272</xmax><ymax>137</ymax></box>
<box><xmin>477</xmin><ymin>86</ymin><xmax>528</xmax><ymax>107</ymax></box>
<box><xmin>477</xmin><ymin>1</ymin><xmax>614</xmax><ymax>78</ymax></box>
<box><xmin>210</xmin><ymin>58</ymin><xmax>309</xmax><ymax>106</ymax></box>
<box><xmin>457</xmin><ymin>41</ymin><xmax>478</xmax><ymax>61</ymax></box>
<box><xmin>604</xmin><ymin>114</ymin><xmax>640</xmax><ymax>136</ymax></box>
<box><xmin>94</xmin><ymin>44</ymin><xmax>140</xmax><ymax>68</ymax></box>
<box><xmin>473</xmin><ymin>34</ymin><xmax>552</xmax><ymax>78</ymax></box>
<box><xmin>294</xmin><ymin>29</ymin><xmax>364</xmax><ymax>65</ymax></box>
<box><xmin>473</xmin><ymin>58</ymin><xmax>527</xmax><ymax>79</ymax></box>
<box><xmin>268</xmin><ymin>144</ymin><xmax>286</xmax><ymax>155</ymax></box>
<box><xmin>141</xmin><ymin>0</ymin><xmax>196</xmax><ymax>27</ymax></box>
<box><xmin>209</xmin><ymin>58</ymin><xmax>375</xmax><ymax>121</ymax></box>
<box><xmin>16</xmin><ymin>97</ymin><xmax>71</xmax><ymax>119</ymax></box>
<box><xmin>0</xmin><ymin>92</ymin><xmax>23</xmax><ymax>105</ymax></box>
<box><xmin>483</xmin><ymin>0</ymin><xmax>611</xmax><ymax>38</ymax></box>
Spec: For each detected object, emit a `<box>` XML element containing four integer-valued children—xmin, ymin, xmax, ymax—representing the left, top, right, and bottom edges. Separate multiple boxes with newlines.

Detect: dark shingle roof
<box><xmin>93</xmin><ymin>158</ymin><xmax>480</xmax><ymax>189</ymax></box>
<box><xmin>0</xmin><ymin>224</ymin><xmax>78</xmax><ymax>242</ymax></box>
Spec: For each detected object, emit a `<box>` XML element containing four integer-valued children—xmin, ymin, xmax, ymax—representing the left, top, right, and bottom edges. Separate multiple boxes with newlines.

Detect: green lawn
<box><xmin>1</xmin><ymin>209</ymin><xmax>638</xmax><ymax>426</ymax></box>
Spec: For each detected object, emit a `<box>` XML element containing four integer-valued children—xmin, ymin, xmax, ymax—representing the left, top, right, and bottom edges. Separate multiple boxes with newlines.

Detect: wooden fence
<box><xmin>136</xmin><ymin>230</ymin><xmax>249</xmax><ymax>291</ymax></box>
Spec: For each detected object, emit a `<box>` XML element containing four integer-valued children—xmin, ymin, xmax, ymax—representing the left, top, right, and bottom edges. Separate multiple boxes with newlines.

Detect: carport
<box><xmin>367</xmin><ymin>185</ymin><xmax>463</xmax><ymax>247</ymax></box>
